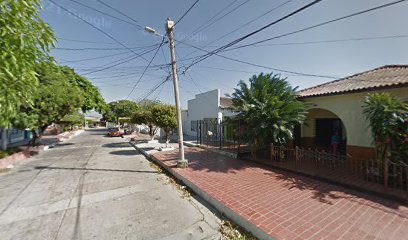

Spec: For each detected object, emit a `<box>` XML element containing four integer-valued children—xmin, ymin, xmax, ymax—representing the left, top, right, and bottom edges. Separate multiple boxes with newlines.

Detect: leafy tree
<box><xmin>0</xmin><ymin>0</ymin><xmax>55</xmax><ymax>128</ymax></box>
<box><xmin>151</xmin><ymin>104</ymin><xmax>177</xmax><ymax>147</ymax></box>
<box><xmin>230</xmin><ymin>73</ymin><xmax>307</xmax><ymax>153</ymax></box>
<box><xmin>363</xmin><ymin>93</ymin><xmax>408</xmax><ymax>163</ymax></box>
<box><xmin>103</xmin><ymin>100</ymin><xmax>139</xmax><ymax>124</ymax></box>
<box><xmin>59</xmin><ymin>112</ymin><xmax>85</xmax><ymax>131</ymax></box>
<box><xmin>131</xmin><ymin>101</ymin><xmax>160</xmax><ymax>140</ymax></box>
<box><xmin>12</xmin><ymin>61</ymin><xmax>84</xmax><ymax>143</ymax></box>
<box><xmin>61</xmin><ymin>66</ymin><xmax>106</xmax><ymax>113</ymax></box>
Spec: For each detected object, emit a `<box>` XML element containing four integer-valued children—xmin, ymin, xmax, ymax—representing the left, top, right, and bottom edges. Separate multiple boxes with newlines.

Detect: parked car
<box><xmin>107</xmin><ymin>127</ymin><xmax>123</xmax><ymax>137</ymax></box>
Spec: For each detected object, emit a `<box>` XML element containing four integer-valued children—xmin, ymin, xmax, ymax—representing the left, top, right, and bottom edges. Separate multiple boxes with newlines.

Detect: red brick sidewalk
<box><xmin>151</xmin><ymin>147</ymin><xmax>408</xmax><ymax>240</ymax></box>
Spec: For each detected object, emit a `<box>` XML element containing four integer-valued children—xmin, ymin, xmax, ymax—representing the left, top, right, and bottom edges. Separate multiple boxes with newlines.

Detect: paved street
<box><xmin>0</xmin><ymin>129</ymin><xmax>221</xmax><ymax>240</ymax></box>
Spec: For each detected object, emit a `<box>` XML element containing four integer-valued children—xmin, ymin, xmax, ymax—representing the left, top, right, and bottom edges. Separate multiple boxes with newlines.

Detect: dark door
<box><xmin>315</xmin><ymin>119</ymin><xmax>342</xmax><ymax>147</ymax></box>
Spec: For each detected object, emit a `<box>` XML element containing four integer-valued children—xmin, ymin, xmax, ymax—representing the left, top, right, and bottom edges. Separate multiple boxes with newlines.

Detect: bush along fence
<box><xmin>269</xmin><ymin>144</ymin><xmax>408</xmax><ymax>195</ymax></box>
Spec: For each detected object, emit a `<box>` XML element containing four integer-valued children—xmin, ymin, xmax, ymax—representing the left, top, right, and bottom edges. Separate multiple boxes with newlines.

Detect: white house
<box><xmin>182</xmin><ymin>89</ymin><xmax>235</xmax><ymax>137</ymax></box>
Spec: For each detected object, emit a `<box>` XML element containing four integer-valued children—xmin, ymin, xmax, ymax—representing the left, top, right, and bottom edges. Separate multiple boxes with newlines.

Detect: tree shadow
<box><xmin>55</xmin><ymin>142</ymin><xmax>75</xmax><ymax>147</ymax></box>
<box><xmin>265</xmin><ymin>170</ymin><xmax>408</xmax><ymax>213</ymax></box>
<box><xmin>153</xmin><ymin>147</ymin><xmax>408</xmax><ymax>212</ymax></box>
<box><xmin>109</xmin><ymin>150</ymin><xmax>142</xmax><ymax>156</ymax></box>
<box><xmin>34</xmin><ymin>166</ymin><xmax>157</xmax><ymax>173</ymax></box>
<box><xmin>154</xmin><ymin>147</ymin><xmax>252</xmax><ymax>174</ymax></box>
<box><xmin>102</xmin><ymin>142</ymin><xmax>131</xmax><ymax>148</ymax></box>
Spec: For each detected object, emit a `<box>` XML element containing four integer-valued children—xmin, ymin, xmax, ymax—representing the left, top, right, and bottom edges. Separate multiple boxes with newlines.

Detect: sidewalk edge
<box><xmin>131</xmin><ymin>142</ymin><xmax>273</xmax><ymax>240</ymax></box>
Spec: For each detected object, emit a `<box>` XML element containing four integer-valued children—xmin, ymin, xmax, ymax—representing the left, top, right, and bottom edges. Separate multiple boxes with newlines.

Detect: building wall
<box><xmin>301</xmin><ymin>87</ymin><xmax>407</xmax><ymax>158</ymax></box>
<box><xmin>183</xmin><ymin>89</ymin><xmax>220</xmax><ymax>136</ymax></box>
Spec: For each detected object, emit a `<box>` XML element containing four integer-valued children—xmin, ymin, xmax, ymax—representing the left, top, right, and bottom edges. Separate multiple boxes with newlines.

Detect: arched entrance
<box><xmin>297</xmin><ymin>108</ymin><xmax>347</xmax><ymax>154</ymax></box>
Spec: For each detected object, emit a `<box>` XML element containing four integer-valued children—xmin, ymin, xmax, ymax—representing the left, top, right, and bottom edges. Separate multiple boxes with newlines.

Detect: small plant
<box><xmin>363</xmin><ymin>92</ymin><xmax>408</xmax><ymax>163</ymax></box>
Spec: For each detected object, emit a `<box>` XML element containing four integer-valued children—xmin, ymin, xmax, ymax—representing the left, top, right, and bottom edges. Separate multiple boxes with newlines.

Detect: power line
<box><xmin>175</xmin><ymin>0</ymin><xmax>201</xmax><ymax>26</ymax></box>
<box><xmin>96</xmin><ymin>0</ymin><xmax>141</xmax><ymax>26</ymax></box>
<box><xmin>136</xmin><ymin>75</ymin><xmax>171</xmax><ymax>102</ymax></box>
<box><xmin>67</xmin><ymin>0</ymin><xmax>143</xmax><ymax>29</ymax></box>
<box><xmin>49</xmin><ymin>0</ymin><xmax>151</xmax><ymax>63</ymax></box>
<box><xmin>179</xmin><ymin>0</ymin><xmax>294</xmax><ymax>59</ymax></box>
<box><xmin>83</xmin><ymin>46</ymin><xmax>160</xmax><ymax>75</ymax></box>
<box><xmin>188</xmin><ymin>0</ymin><xmax>239</xmax><ymax>36</ymax></box>
<box><xmin>58</xmin><ymin>51</ymin><xmax>131</xmax><ymax>63</ymax></box>
<box><xmin>247</xmin><ymin>34</ymin><xmax>408</xmax><ymax>47</ymax></box>
<box><xmin>57</xmin><ymin>37</ymin><xmax>116</xmax><ymax>45</ymax></box>
<box><xmin>187</xmin><ymin>0</ymin><xmax>325</xmax><ymax>68</ymax></box>
<box><xmin>191</xmin><ymin>0</ymin><xmax>249</xmax><ymax>35</ymax></box>
<box><xmin>176</xmin><ymin>40</ymin><xmax>338</xmax><ymax>79</ymax></box>
<box><xmin>53</xmin><ymin>44</ymin><xmax>160</xmax><ymax>51</ymax></box>
<box><xmin>126</xmin><ymin>37</ymin><xmax>166</xmax><ymax>99</ymax></box>
<box><xmin>227</xmin><ymin>0</ymin><xmax>408</xmax><ymax>51</ymax></box>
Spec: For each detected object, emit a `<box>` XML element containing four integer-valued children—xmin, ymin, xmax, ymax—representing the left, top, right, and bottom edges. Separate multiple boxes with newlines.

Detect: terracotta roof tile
<box><xmin>298</xmin><ymin>65</ymin><xmax>408</xmax><ymax>98</ymax></box>
<box><xmin>220</xmin><ymin>97</ymin><xmax>233</xmax><ymax>109</ymax></box>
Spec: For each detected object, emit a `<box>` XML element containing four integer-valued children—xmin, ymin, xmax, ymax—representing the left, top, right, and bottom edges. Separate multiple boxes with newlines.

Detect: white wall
<box><xmin>183</xmin><ymin>89</ymin><xmax>220</xmax><ymax>136</ymax></box>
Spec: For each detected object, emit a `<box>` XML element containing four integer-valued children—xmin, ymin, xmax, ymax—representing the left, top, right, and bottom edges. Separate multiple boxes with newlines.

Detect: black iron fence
<box><xmin>194</xmin><ymin>119</ymin><xmax>246</xmax><ymax>154</ymax></box>
<box><xmin>270</xmin><ymin>144</ymin><xmax>408</xmax><ymax>192</ymax></box>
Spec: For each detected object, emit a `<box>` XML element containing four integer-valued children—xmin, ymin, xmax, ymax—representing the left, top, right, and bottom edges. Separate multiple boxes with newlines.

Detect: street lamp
<box><xmin>145</xmin><ymin>20</ymin><xmax>187</xmax><ymax>168</ymax></box>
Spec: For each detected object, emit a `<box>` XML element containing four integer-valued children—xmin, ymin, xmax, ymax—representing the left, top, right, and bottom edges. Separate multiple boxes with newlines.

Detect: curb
<box><xmin>131</xmin><ymin>142</ymin><xmax>273</xmax><ymax>240</ymax></box>
<box><xmin>0</xmin><ymin>130</ymin><xmax>84</xmax><ymax>170</ymax></box>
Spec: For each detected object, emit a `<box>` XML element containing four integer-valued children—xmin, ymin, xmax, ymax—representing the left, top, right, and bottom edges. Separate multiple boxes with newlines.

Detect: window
<box><xmin>191</xmin><ymin>121</ymin><xmax>197</xmax><ymax>132</ymax></box>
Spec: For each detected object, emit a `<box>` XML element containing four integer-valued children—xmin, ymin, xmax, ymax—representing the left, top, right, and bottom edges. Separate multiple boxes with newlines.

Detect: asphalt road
<box><xmin>0</xmin><ymin>128</ymin><xmax>221</xmax><ymax>240</ymax></box>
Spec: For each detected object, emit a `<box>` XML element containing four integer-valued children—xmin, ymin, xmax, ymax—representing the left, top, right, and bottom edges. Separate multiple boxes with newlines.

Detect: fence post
<box><xmin>270</xmin><ymin>143</ymin><xmax>274</xmax><ymax>161</ymax></box>
<box><xmin>383</xmin><ymin>158</ymin><xmax>388</xmax><ymax>188</ymax></box>
<box><xmin>295</xmin><ymin>146</ymin><xmax>299</xmax><ymax>162</ymax></box>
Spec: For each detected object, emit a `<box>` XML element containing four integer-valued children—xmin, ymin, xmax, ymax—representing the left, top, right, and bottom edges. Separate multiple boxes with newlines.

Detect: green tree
<box><xmin>61</xmin><ymin>66</ymin><xmax>106</xmax><ymax>113</ymax></box>
<box><xmin>230</xmin><ymin>73</ymin><xmax>307</xmax><ymax>153</ymax></box>
<box><xmin>104</xmin><ymin>100</ymin><xmax>139</xmax><ymax>124</ymax></box>
<box><xmin>131</xmin><ymin>101</ymin><xmax>160</xmax><ymax>140</ymax></box>
<box><xmin>363</xmin><ymin>93</ymin><xmax>408</xmax><ymax>163</ymax></box>
<box><xmin>9</xmin><ymin>60</ymin><xmax>104</xmax><ymax>145</ymax></box>
<box><xmin>59</xmin><ymin>112</ymin><xmax>85</xmax><ymax>131</ymax></box>
<box><xmin>0</xmin><ymin>0</ymin><xmax>55</xmax><ymax>128</ymax></box>
<box><xmin>13</xmin><ymin>61</ymin><xmax>84</xmax><ymax>143</ymax></box>
<box><xmin>151</xmin><ymin>104</ymin><xmax>177</xmax><ymax>147</ymax></box>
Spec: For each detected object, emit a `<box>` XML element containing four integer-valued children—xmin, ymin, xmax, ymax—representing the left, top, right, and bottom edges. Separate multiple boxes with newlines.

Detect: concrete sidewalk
<box><xmin>149</xmin><ymin>147</ymin><xmax>408</xmax><ymax>240</ymax></box>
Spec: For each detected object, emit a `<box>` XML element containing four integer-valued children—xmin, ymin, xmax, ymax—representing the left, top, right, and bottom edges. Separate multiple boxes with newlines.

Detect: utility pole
<box><xmin>165</xmin><ymin>18</ymin><xmax>187</xmax><ymax>168</ymax></box>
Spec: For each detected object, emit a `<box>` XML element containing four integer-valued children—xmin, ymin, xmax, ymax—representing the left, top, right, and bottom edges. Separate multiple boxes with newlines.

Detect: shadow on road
<box><xmin>109</xmin><ymin>150</ymin><xmax>141</xmax><ymax>156</ymax></box>
<box><xmin>34</xmin><ymin>166</ymin><xmax>157</xmax><ymax>173</ymax></box>
<box><xmin>55</xmin><ymin>143</ymin><xmax>75</xmax><ymax>147</ymax></box>
<box><xmin>102</xmin><ymin>142</ymin><xmax>131</xmax><ymax>148</ymax></box>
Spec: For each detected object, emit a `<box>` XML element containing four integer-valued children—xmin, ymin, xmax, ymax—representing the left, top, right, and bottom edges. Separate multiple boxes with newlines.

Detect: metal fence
<box><xmin>194</xmin><ymin>120</ymin><xmax>246</xmax><ymax>154</ymax></box>
<box><xmin>270</xmin><ymin>144</ymin><xmax>408</xmax><ymax>192</ymax></box>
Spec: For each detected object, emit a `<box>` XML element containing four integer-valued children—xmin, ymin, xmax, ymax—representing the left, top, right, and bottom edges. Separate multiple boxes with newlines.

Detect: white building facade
<box><xmin>182</xmin><ymin>89</ymin><xmax>236</xmax><ymax>137</ymax></box>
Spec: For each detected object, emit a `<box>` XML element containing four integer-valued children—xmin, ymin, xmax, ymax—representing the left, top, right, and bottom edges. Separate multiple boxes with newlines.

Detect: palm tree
<box><xmin>230</xmin><ymin>73</ymin><xmax>307</xmax><ymax>153</ymax></box>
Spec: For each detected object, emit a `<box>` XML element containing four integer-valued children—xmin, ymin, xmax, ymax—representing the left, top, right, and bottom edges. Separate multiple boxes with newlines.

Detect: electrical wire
<box><xmin>227</xmin><ymin>0</ymin><xmax>408</xmax><ymax>51</ymax></box>
<box><xmin>96</xmin><ymin>0</ymin><xmax>141</xmax><ymax>26</ymax></box>
<box><xmin>49</xmin><ymin>0</ymin><xmax>152</xmax><ymax>63</ymax></box>
<box><xmin>126</xmin><ymin>37</ymin><xmax>166</xmax><ymax>99</ymax></box>
<box><xmin>67</xmin><ymin>0</ymin><xmax>143</xmax><ymax>29</ymax></box>
<box><xmin>176</xmin><ymin>40</ymin><xmax>338</xmax><ymax>79</ymax></box>
<box><xmin>58</xmin><ymin>51</ymin><xmax>131</xmax><ymax>63</ymax></box>
<box><xmin>82</xmin><ymin>46</ymin><xmax>159</xmax><ymax>75</ymax></box>
<box><xmin>175</xmin><ymin>0</ymin><xmax>201</xmax><ymax>26</ymax></box>
<box><xmin>179</xmin><ymin>0</ymin><xmax>293</xmax><ymax>59</ymax></box>
<box><xmin>186</xmin><ymin>0</ymin><xmax>325</xmax><ymax>69</ymax></box>
<box><xmin>188</xmin><ymin>0</ymin><xmax>239</xmax><ymax>36</ymax></box>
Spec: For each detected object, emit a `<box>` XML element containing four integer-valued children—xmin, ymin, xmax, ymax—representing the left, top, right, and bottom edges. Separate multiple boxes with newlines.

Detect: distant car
<box><xmin>107</xmin><ymin>127</ymin><xmax>123</xmax><ymax>137</ymax></box>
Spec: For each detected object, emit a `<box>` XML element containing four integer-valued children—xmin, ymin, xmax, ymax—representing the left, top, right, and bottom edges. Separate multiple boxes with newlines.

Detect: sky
<box><xmin>40</xmin><ymin>0</ymin><xmax>408</xmax><ymax>108</ymax></box>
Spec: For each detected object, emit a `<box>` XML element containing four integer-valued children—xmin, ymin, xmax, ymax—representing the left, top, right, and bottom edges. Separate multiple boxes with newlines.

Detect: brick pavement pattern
<box><xmin>152</xmin><ymin>147</ymin><xmax>408</xmax><ymax>240</ymax></box>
